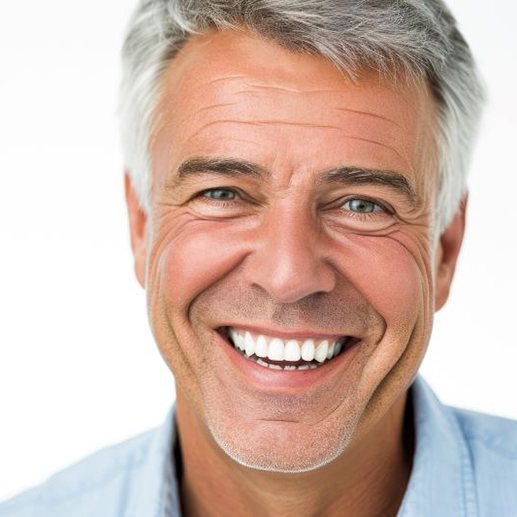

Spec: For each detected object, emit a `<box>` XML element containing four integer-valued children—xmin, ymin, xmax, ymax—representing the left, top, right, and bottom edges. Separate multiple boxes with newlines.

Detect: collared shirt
<box><xmin>1</xmin><ymin>376</ymin><xmax>516</xmax><ymax>516</ymax></box>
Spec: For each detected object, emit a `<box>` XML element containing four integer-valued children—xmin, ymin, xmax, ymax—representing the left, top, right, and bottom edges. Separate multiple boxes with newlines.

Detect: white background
<box><xmin>0</xmin><ymin>0</ymin><xmax>516</xmax><ymax>502</ymax></box>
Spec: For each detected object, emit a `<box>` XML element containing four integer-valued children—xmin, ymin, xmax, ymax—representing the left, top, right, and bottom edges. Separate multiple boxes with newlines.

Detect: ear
<box><xmin>124</xmin><ymin>173</ymin><xmax>148</xmax><ymax>289</ymax></box>
<box><xmin>434</xmin><ymin>195</ymin><xmax>467</xmax><ymax>311</ymax></box>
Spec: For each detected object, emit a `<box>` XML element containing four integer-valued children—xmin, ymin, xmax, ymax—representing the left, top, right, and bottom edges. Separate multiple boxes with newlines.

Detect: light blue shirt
<box><xmin>1</xmin><ymin>376</ymin><xmax>516</xmax><ymax>516</ymax></box>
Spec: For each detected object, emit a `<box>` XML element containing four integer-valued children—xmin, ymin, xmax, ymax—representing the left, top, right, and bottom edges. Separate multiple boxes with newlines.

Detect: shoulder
<box><xmin>0</xmin><ymin>428</ymin><xmax>157</xmax><ymax>517</ymax></box>
<box><xmin>450</xmin><ymin>406</ymin><xmax>517</xmax><ymax>513</ymax></box>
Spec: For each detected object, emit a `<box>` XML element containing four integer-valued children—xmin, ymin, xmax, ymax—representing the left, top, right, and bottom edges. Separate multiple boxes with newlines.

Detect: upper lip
<box><xmin>218</xmin><ymin>324</ymin><xmax>353</xmax><ymax>341</ymax></box>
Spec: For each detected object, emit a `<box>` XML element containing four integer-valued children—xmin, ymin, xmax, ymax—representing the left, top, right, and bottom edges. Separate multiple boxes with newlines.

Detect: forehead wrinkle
<box><xmin>195</xmin><ymin>102</ymin><xmax>236</xmax><ymax>113</ymax></box>
<box><xmin>204</xmin><ymin>74</ymin><xmax>250</xmax><ymax>87</ymax></box>
<box><xmin>187</xmin><ymin>118</ymin><xmax>409</xmax><ymax>162</ymax></box>
<box><xmin>347</xmin><ymin>136</ymin><xmax>408</xmax><ymax>166</ymax></box>
<box><xmin>334</xmin><ymin>107</ymin><xmax>402</xmax><ymax>128</ymax></box>
<box><xmin>174</xmin><ymin>102</ymin><xmax>239</xmax><ymax>133</ymax></box>
<box><xmin>187</xmin><ymin>119</ymin><xmax>344</xmax><ymax>142</ymax></box>
<box><xmin>241</xmin><ymin>83</ymin><xmax>339</xmax><ymax>94</ymax></box>
<box><xmin>225</xmin><ymin>88</ymin><xmax>402</xmax><ymax>129</ymax></box>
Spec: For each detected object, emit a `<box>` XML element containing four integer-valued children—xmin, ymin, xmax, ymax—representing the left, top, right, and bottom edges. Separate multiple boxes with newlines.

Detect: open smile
<box><xmin>219</xmin><ymin>326</ymin><xmax>358</xmax><ymax>372</ymax></box>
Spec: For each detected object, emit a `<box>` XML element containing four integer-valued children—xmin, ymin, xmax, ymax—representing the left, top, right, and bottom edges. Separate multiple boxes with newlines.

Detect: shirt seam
<box><xmin>450</xmin><ymin>409</ymin><xmax>479</xmax><ymax>517</ymax></box>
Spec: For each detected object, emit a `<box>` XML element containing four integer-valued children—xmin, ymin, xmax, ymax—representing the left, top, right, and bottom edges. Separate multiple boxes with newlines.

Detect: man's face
<box><xmin>127</xmin><ymin>30</ymin><xmax>464</xmax><ymax>472</ymax></box>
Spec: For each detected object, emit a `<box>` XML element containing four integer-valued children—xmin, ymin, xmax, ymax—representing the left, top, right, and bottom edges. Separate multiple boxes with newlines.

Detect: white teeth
<box><xmin>244</xmin><ymin>332</ymin><xmax>255</xmax><ymax>357</ymax></box>
<box><xmin>315</xmin><ymin>341</ymin><xmax>329</xmax><ymax>363</ymax></box>
<box><xmin>229</xmin><ymin>328</ymin><xmax>244</xmax><ymax>350</ymax></box>
<box><xmin>301</xmin><ymin>339</ymin><xmax>315</xmax><ymax>361</ymax></box>
<box><xmin>227</xmin><ymin>328</ymin><xmax>350</xmax><ymax>368</ymax></box>
<box><xmin>255</xmin><ymin>335</ymin><xmax>268</xmax><ymax>358</ymax></box>
<box><xmin>284</xmin><ymin>340</ymin><xmax>301</xmax><ymax>361</ymax></box>
<box><xmin>268</xmin><ymin>338</ymin><xmax>284</xmax><ymax>361</ymax></box>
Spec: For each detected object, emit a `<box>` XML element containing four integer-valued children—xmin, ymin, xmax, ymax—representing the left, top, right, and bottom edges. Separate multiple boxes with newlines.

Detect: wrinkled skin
<box><xmin>126</xmin><ymin>30</ymin><xmax>465</xmax><ymax>515</ymax></box>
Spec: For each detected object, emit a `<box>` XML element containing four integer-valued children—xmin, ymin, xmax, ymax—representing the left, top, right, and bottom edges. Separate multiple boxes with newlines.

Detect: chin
<box><xmin>206</xmin><ymin>412</ymin><xmax>357</xmax><ymax>474</ymax></box>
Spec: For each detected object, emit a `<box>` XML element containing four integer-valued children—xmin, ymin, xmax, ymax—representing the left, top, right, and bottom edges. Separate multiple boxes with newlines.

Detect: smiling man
<box><xmin>2</xmin><ymin>1</ymin><xmax>517</xmax><ymax>516</ymax></box>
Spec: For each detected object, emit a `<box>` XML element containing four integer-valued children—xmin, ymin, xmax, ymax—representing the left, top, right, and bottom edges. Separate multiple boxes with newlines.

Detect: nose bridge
<box><xmin>246</xmin><ymin>204</ymin><xmax>336</xmax><ymax>303</ymax></box>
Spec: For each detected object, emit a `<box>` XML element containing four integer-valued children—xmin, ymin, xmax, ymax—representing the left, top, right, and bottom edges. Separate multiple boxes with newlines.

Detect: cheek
<box><xmin>338</xmin><ymin>235</ymin><xmax>427</xmax><ymax>326</ymax></box>
<box><xmin>158</xmin><ymin>220</ymin><xmax>252</xmax><ymax>311</ymax></box>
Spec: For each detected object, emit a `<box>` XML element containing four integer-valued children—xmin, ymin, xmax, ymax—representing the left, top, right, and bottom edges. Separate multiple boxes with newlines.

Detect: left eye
<box><xmin>201</xmin><ymin>189</ymin><xmax>237</xmax><ymax>201</ymax></box>
<box><xmin>342</xmin><ymin>198</ymin><xmax>385</xmax><ymax>214</ymax></box>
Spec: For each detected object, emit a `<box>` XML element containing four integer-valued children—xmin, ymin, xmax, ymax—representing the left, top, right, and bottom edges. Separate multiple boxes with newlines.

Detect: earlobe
<box><xmin>124</xmin><ymin>173</ymin><xmax>148</xmax><ymax>289</ymax></box>
<box><xmin>434</xmin><ymin>196</ymin><xmax>467</xmax><ymax>311</ymax></box>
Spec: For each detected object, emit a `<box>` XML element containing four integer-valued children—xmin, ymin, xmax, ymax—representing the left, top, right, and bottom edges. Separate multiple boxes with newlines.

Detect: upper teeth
<box><xmin>228</xmin><ymin>328</ymin><xmax>344</xmax><ymax>364</ymax></box>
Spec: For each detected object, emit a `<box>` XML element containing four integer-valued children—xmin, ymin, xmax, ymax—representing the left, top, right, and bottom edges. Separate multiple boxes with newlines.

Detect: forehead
<box><xmin>151</xmin><ymin>29</ymin><xmax>438</xmax><ymax>193</ymax></box>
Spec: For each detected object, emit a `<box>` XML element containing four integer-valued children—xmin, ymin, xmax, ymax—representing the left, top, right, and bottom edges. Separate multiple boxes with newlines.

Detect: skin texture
<box><xmin>125</xmin><ymin>30</ymin><xmax>466</xmax><ymax>516</ymax></box>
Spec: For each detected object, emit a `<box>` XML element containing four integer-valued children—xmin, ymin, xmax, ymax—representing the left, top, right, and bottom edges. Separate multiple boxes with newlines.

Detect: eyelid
<box><xmin>343</xmin><ymin>198</ymin><xmax>386</xmax><ymax>213</ymax></box>
<box><xmin>192</xmin><ymin>188</ymin><xmax>393</xmax><ymax>217</ymax></box>
<box><xmin>194</xmin><ymin>186</ymin><xmax>241</xmax><ymax>200</ymax></box>
<box><xmin>201</xmin><ymin>187</ymin><xmax>238</xmax><ymax>198</ymax></box>
<box><xmin>191</xmin><ymin>186</ymin><xmax>261</xmax><ymax>210</ymax></box>
<box><xmin>335</xmin><ymin>195</ymin><xmax>393</xmax><ymax>214</ymax></box>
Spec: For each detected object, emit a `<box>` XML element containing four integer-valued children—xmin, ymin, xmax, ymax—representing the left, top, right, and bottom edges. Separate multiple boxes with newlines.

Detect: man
<box><xmin>1</xmin><ymin>0</ymin><xmax>516</xmax><ymax>515</ymax></box>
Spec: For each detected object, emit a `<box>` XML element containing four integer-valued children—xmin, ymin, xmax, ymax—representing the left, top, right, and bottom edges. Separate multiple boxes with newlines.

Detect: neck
<box><xmin>175</xmin><ymin>391</ymin><xmax>413</xmax><ymax>517</ymax></box>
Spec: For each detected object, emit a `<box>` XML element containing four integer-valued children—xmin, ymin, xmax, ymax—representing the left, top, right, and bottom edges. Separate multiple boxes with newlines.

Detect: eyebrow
<box><xmin>319</xmin><ymin>166</ymin><xmax>416</xmax><ymax>203</ymax></box>
<box><xmin>173</xmin><ymin>157</ymin><xmax>416</xmax><ymax>203</ymax></box>
<box><xmin>176</xmin><ymin>158</ymin><xmax>267</xmax><ymax>180</ymax></box>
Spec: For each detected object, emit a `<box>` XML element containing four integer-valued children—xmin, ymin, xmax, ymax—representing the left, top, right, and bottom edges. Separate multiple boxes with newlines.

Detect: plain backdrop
<box><xmin>0</xmin><ymin>0</ymin><xmax>516</xmax><ymax>502</ymax></box>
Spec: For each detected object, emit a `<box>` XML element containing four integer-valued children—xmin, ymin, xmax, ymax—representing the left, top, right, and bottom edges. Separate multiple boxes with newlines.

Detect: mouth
<box><xmin>218</xmin><ymin>326</ymin><xmax>358</xmax><ymax>371</ymax></box>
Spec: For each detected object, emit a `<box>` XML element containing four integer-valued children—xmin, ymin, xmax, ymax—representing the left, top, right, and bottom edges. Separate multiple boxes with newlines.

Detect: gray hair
<box><xmin>120</xmin><ymin>0</ymin><xmax>484</xmax><ymax>232</ymax></box>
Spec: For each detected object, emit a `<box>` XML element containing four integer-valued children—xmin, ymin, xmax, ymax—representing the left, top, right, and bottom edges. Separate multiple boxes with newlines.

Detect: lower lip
<box><xmin>216</xmin><ymin>332</ymin><xmax>360</xmax><ymax>391</ymax></box>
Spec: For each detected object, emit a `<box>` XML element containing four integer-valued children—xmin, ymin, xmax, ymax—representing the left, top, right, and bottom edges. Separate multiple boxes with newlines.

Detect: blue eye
<box><xmin>202</xmin><ymin>189</ymin><xmax>237</xmax><ymax>201</ymax></box>
<box><xmin>342</xmin><ymin>199</ymin><xmax>384</xmax><ymax>214</ymax></box>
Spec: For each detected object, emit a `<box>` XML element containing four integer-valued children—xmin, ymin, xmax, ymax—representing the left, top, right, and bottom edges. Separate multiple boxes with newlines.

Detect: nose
<box><xmin>243</xmin><ymin>207</ymin><xmax>337</xmax><ymax>303</ymax></box>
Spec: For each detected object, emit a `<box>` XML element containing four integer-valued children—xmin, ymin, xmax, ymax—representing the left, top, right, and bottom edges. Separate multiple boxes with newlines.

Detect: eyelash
<box><xmin>339</xmin><ymin>198</ymin><xmax>390</xmax><ymax>217</ymax></box>
<box><xmin>197</xmin><ymin>188</ymin><xmax>240</xmax><ymax>207</ymax></box>
<box><xmin>196</xmin><ymin>188</ymin><xmax>390</xmax><ymax>218</ymax></box>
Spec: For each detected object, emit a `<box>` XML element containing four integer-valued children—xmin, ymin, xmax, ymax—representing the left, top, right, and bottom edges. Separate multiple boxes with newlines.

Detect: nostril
<box><xmin>243</xmin><ymin>243</ymin><xmax>337</xmax><ymax>304</ymax></box>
